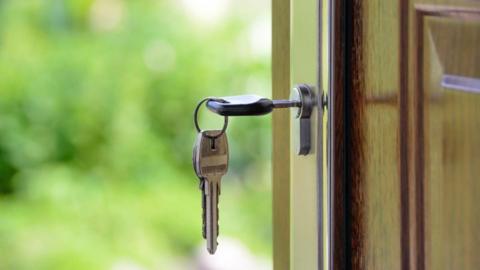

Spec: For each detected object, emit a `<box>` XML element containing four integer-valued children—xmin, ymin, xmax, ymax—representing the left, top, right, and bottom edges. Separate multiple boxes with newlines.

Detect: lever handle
<box><xmin>206</xmin><ymin>95</ymin><xmax>301</xmax><ymax>116</ymax></box>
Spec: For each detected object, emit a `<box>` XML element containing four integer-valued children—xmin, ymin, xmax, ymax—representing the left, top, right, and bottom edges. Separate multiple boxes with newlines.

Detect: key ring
<box><xmin>194</xmin><ymin>97</ymin><xmax>228</xmax><ymax>139</ymax></box>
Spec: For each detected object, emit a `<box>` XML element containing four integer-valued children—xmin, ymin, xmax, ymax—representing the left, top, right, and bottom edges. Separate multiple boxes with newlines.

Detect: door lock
<box><xmin>192</xmin><ymin>84</ymin><xmax>320</xmax><ymax>254</ymax></box>
<box><xmin>203</xmin><ymin>84</ymin><xmax>318</xmax><ymax>155</ymax></box>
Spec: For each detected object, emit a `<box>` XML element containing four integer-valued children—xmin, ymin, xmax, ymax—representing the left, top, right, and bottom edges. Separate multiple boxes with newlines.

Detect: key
<box><xmin>192</xmin><ymin>133</ymin><xmax>207</xmax><ymax>239</ymax></box>
<box><xmin>206</xmin><ymin>94</ymin><xmax>301</xmax><ymax>116</ymax></box>
<box><xmin>195</xmin><ymin>130</ymin><xmax>228</xmax><ymax>254</ymax></box>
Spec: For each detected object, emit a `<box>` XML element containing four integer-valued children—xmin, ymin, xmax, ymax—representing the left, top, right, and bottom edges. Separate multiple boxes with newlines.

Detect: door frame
<box><xmin>272</xmin><ymin>0</ymin><xmax>327</xmax><ymax>269</ymax></box>
<box><xmin>272</xmin><ymin>0</ymin><xmax>291</xmax><ymax>269</ymax></box>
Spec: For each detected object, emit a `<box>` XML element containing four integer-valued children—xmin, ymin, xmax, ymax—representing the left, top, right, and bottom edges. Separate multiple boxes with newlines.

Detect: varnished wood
<box><xmin>272</xmin><ymin>0</ymin><xmax>290</xmax><ymax>269</ymax></box>
<box><xmin>399</xmin><ymin>1</ymin><xmax>412</xmax><ymax>269</ymax></box>
<box><xmin>330</xmin><ymin>0</ymin><xmax>480</xmax><ymax>269</ymax></box>
<box><xmin>330</xmin><ymin>0</ymin><xmax>347</xmax><ymax>268</ymax></box>
<box><xmin>414</xmin><ymin>5</ymin><xmax>480</xmax><ymax>270</ymax></box>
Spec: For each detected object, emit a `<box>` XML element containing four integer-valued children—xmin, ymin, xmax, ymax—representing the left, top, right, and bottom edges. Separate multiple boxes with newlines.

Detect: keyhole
<box><xmin>210</xmin><ymin>138</ymin><xmax>217</xmax><ymax>150</ymax></box>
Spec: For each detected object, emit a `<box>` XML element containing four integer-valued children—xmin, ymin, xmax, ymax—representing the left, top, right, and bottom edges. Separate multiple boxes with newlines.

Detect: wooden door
<box><xmin>273</xmin><ymin>0</ymin><xmax>480</xmax><ymax>269</ymax></box>
<box><xmin>329</xmin><ymin>0</ymin><xmax>480</xmax><ymax>270</ymax></box>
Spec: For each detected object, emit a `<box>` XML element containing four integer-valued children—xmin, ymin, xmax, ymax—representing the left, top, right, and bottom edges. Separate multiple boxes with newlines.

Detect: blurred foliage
<box><xmin>0</xmin><ymin>0</ymin><xmax>271</xmax><ymax>269</ymax></box>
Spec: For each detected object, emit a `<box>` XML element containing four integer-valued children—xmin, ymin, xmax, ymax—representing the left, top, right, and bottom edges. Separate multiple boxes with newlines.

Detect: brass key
<box><xmin>193</xmin><ymin>130</ymin><xmax>228</xmax><ymax>254</ymax></box>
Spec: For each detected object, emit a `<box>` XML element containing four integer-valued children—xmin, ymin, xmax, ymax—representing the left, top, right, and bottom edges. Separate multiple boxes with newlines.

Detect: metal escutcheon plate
<box><xmin>290</xmin><ymin>84</ymin><xmax>316</xmax><ymax>155</ymax></box>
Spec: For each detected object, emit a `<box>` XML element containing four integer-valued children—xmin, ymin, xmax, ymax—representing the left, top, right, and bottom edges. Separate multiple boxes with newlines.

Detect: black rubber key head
<box><xmin>206</xmin><ymin>95</ymin><xmax>273</xmax><ymax>116</ymax></box>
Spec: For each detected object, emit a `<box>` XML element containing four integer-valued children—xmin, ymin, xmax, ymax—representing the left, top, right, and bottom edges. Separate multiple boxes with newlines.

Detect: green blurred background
<box><xmin>0</xmin><ymin>0</ymin><xmax>272</xmax><ymax>269</ymax></box>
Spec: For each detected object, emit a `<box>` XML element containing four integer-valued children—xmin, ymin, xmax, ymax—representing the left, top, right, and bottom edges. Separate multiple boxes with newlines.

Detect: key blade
<box><xmin>200</xmin><ymin>179</ymin><xmax>207</xmax><ymax>239</ymax></box>
<box><xmin>193</xmin><ymin>133</ymin><xmax>209</xmax><ymax>240</ymax></box>
<box><xmin>205</xmin><ymin>178</ymin><xmax>220</xmax><ymax>254</ymax></box>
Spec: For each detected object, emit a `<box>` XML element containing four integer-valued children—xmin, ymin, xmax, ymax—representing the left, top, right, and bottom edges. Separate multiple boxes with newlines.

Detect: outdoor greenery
<box><xmin>0</xmin><ymin>0</ymin><xmax>272</xmax><ymax>269</ymax></box>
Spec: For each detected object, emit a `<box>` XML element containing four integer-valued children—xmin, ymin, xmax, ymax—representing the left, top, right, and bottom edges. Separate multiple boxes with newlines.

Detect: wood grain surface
<box><xmin>330</xmin><ymin>0</ymin><xmax>480</xmax><ymax>269</ymax></box>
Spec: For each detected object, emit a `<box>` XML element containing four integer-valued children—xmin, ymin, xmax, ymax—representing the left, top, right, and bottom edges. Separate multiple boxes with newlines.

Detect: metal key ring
<box><xmin>194</xmin><ymin>97</ymin><xmax>228</xmax><ymax>139</ymax></box>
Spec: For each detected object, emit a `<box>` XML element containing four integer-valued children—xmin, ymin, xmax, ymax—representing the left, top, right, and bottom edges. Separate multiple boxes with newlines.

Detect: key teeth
<box><xmin>202</xmin><ymin>222</ymin><xmax>206</xmax><ymax>239</ymax></box>
<box><xmin>208</xmin><ymin>244</ymin><xmax>218</xmax><ymax>255</ymax></box>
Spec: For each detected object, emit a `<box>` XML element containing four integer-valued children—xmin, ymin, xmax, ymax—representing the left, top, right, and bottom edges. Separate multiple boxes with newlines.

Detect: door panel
<box><xmin>329</xmin><ymin>0</ymin><xmax>480</xmax><ymax>269</ymax></box>
<box><xmin>329</xmin><ymin>0</ymin><xmax>404</xmax><ymax>268</ymax></box>
<box><xmin>419</xmin><ymin>8</ymin><xmax>480</xmax><ymax>270</ymax></box>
